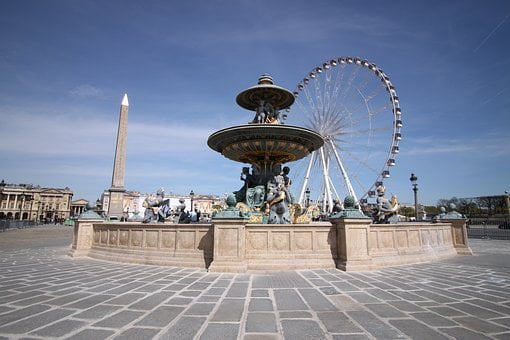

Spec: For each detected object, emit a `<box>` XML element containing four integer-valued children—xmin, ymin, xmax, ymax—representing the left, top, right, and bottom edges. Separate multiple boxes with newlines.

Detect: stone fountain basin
<box><xmin>207</xmin><ymin>124</ymin><xmax>324</xmax><ymax>164</ymax></box>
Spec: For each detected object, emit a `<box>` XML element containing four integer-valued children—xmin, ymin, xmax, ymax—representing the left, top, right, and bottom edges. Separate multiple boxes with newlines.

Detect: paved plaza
<box><xmin>0</xmin><ymin>226</ymin><xmax>510</xmax><ymax>339</ymax></box>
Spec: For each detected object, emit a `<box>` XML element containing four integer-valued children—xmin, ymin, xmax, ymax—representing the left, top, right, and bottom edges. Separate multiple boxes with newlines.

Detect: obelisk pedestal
<box><xmin>107</xmin><ymin>94</ymin><xmax>129</xmax><ymax>219</ymax></box>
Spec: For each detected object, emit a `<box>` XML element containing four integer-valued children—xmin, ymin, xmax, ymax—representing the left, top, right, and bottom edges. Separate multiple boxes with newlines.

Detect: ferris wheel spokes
<box><xmin>298</xmin><ymin>151</ymin><xmax>315</xmax><ymax>205</ymax></box>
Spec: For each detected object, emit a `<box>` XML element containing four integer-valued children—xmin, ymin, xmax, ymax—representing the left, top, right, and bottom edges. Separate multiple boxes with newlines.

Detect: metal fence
<box><xmin>467</xmin><ymin>218</ymin><xmax>510</xmax><ymax>240</ymax></box>
<box><xmin>0</xmin><ymin>220</ymin><xmax>39</xmax><ymax>232</ymax></box>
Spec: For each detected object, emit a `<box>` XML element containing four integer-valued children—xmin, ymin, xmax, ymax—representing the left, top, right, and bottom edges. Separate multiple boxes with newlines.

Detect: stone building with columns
<box><xmin>0</xmin><ymin>180</ymin><xmax>73</xmax><ymax>221</ymax></box>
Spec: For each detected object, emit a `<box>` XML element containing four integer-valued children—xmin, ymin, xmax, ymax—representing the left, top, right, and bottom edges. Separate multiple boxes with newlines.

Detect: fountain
<box><xmin>69</xmin><ymin>75</ymin><xmax>472</xmax><ymax>272</ymax></box>
<box><xmin>208</xmin><ymin>74</ymin><xmax>323</xmax><ymax>223</ymax></box>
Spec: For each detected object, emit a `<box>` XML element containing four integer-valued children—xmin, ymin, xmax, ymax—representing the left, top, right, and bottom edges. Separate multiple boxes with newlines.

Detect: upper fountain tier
<box><xmin>208</xmin><ymin>74</ymin><xmax>323</xmax><ymax>175</ymax></box>
<box><xmin>236</xmin><ymin>74</ymin><xmax>295</xmax><ymax>112</ymax></box>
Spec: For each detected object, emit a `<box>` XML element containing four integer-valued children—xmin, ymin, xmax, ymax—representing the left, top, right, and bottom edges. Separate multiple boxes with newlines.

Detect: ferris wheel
<box><xmin>285</xmin><ymin>56</ymin><xmax>402</xmax><ymax>212</ymax></box>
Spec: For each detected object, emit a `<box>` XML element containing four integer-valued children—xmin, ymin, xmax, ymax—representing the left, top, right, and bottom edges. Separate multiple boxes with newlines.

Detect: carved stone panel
<box><xmin>380</xmin><ymin>231</ymin><xmax>395</xmax><ymax>249</ymax></box>
<box><xmin>161</xmin><ymin>231</ymin><xmax>176</xmax><ymax>249</ymax></box>
<box><xmin>109</xmin><ymin>229</ymin><xmax>118</xmax><ymax>246</ymax></box>
<box><xmin>145</xmin><ymin>231</ymin><xmax>159</xmax><ymax>248</ymax></box>
<box><xmin>316</xmin><ymin>231</ymin><xmax>331</xmax><ymax>251</ymax></box>
<box><xmin>294</xmin><ymin>231</ymin><xmax>312</xmax><ymax>251</ymax></box>
<box><xmin>247</xmin><ymin>231</ymin><xmax>268</xmax><ymax>251</ymax></box>
<box><xmin>93</xmin><ymin>230</ymin><xmax>100</xmax><ymax>244</ymax></box>
<box><xmin>409</xmin><ymin>230</ymin><xmax>420</xmax><ymax>248</ymax></box>
<box><xmin>272</xmin><ymin>231</ymin><xmax>290</xmax><ymax>251</ymax></box>
<box><xmin>396</xmin><ymin>230</ymin><xmax>408</xmax><ymax>249</ymax></box>
<box><xmin>178</xmin><ymin>231</ymin><xmax>195</xmax><ymax>250</ymax></box>
<box><xmin>217</xmin><ymin>228</ymin><xmax>239</xmax><ymax>257</ymax></box>
<box><xmin>100</xmin><ymin>230</ymin><xmax>108</xmax><ymax>245</ymax></box>
<box><xmin>119</xmin><ymin>230</ymin><xmax>129</xmax><ymax>246</ymax></box>
<box><xmin>131</xmin><ymin>230</ymin><xmax>143</xmax><ymax>247</ymax></box>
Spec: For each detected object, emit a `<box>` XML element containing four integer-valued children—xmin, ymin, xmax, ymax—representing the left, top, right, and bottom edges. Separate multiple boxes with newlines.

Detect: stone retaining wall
<box><xmin>69</xmin><ymin>218</ymin><xmax>471</xmax><ymax>272</ymax></box>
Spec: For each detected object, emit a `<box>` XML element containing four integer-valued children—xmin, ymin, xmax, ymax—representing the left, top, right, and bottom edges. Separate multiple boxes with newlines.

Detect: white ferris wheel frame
<box><xmin>292</xmin><ymin>56</ymin><xmax>403</xmax><ymax>212</ymax></box>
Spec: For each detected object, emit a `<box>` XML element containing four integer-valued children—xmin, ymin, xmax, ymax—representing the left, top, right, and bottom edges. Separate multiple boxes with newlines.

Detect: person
<box><xmin>190</xmin><ymin>210</ymin><xmax>198</xmax><ymax>222</ymax></box>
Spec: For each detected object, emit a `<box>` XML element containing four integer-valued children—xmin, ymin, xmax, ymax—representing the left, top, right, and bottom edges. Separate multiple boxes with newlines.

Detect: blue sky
<box><xmin>0</xmin><ymin>0</ymin><xmax>509</xmax><ymax>205</ymax></box>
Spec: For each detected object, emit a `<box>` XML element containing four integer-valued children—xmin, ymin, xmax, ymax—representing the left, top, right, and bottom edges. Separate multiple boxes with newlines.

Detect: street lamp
<box><xmin>305</xmin><ymin>187</ymin><xmax>311</xmax><ymax>208</ymax></box>
<box><xmin>410</xmin><ymin>173</ymin><xmax>418</xmax><ymax>221</ymax></box>
<box><xmin>189</xmin><ymin>190</ymin><xmax>195</xmax><ymax>212</ymax></box>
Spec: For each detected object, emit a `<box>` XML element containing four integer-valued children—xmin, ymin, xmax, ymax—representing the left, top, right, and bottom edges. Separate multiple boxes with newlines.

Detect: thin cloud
<box><xmin>69</xmin><ymin>84</ymin><xmax>106</xmax><ymax>98</ymax></box>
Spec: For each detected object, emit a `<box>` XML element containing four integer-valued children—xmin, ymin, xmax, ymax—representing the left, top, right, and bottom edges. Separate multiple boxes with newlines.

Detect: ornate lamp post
<box><xmin>505</xmin><ymin>191</ymin><xmax>510</xmax><ymax>217</ymax></box>
<box><xmin>410</xmin><ymin>173</ymin><xmax>418</xmax><ymax>221</ymax></box>
<box><xmin>189</xmin><ymin>190</ymin><xmax>195</xmax><ymax>212</ymax></box>
<box><xmin>305</xmin><ymin>187</ymin><xmax>311</xmax><ymax>208</ymax></box>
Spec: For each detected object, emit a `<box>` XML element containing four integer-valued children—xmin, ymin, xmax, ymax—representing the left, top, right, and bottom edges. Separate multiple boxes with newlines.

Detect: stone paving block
<box><xmin>332</xmin><ymin>334</ymin><xmax>371</xmax><ymax>340</ymax></box>
<box><xmin>0</xmin><ymin>290</ymin><xmax>46</xmax><ymax>304</ymax></box>
<box><xmin>188</xmin><ymin>282</ymin><xmax>212</xmax><ymax>290</ymax></box>
<box><xmin>281</xmin><ymin>319</ymin><xmax>326</xmax><ymax>340</ymax></box>
<box><xmin>389</xmin><ymin>319</ymin><xmax>450</xmax><ymax>339</ymax></box>
<box><xmin>347</xmin><ymin>310</ymin><xmax>405</xmax><ymax>339</ymax></box>
<box><xmin>388</xmin><ymin>301</ymin><xmax>425</xmax><ymax>312</ymax></box>
<box><xmin>413</xmin><ymin>290</ymin><xmax>455</xmax><ymax>303</ymax></box>
<box><xmin>249</xmin><ymin>298</ymin><xmax>274</xmax><ymax>312</ymax></box>
<box><xmin>212</xmin><ymin>279</ymin><xmax>231</xmax><ymax>287</ymax></box>
<box><xmin>30</xmin><ymin>319</ymin><xmax>87</xmax><ymax>337</ymax></box>
<box><xmin>179</xmin><ymin>290</ymin><xmax>202</xmax><ymax>297</ymax></box>
<box><xmin>129</xmin><ymin>291</ymin><xmax>174</xmax><ymax>310</ymax></box>
<box><xmin>164</xmin><ymin>283</ymin><xmax>188</xmax><ymax>291</ymax></box>
<box><xmin>453</xmin><ymin>316</ymin><xmax>509</xmax><ymax>334</ymax></box>
<box><xmin>279</xmin><ymin>311</ymin><xmax>313</xmax><ymax>318</ymax></box>
<box><xmin>448</xmin><ymin>302</ymin><xmax>505</xmax><ymax>319</ymax></box>
<box><xmin>197</xmin><ymin>296</ymin><xmax>221</xmax><ymax>303</ymax></box>
<box><xmin>492</xmin><ymin>318</ymin><xmax>510</xmax><ymax>327</ymax></box>
<box><xmin>317</xmin><ymin>311</ymin><xmax>363</xmax><ymax>333</ymax></box>
<box><xmin>105</xmin><ymin>281</ymin><xmax>147</xmax><ymax>294</ymax></box>
<box><xmin>0</xmin><ymin>308</ymin><xmax>74</xmax><ymax>334</ymax></box>
<box><xmin>251</xmin><ymin>289</ymin><xmax>269</xmax><ymax>297</ymax></box>
<box><xmin>226</xmin><ymin>282</ymin><xmax>249</xmax><ymax>297</ymax></box>
<box><xmin>409</xmin><ymin>311</ymin><xmax>457</xmax><ymax>326</ymax></box>
<box><xmin>0</xmin><ymin>304</ymin><xmax>51</xmax><ymax>326</ymax></box>
<box><xmin>211</xmin><ymin>299</ymin><xmax>245</xmax><ymax>322</ymax></box>
<box><xmin>451</xmin><ymin>288</ymin><xmax>505</xmax><ymax>302</ymax></box>
<box><xmin>184</xmin><ymin>303</ymin><xmax>215</xmax><ymax>316</ymax></box>
<box><xmin>298</xmin><ymin>288</ymin><xmax>337</xmax><ymax>311</ymax></box>
<box><xmin>468</xmin><ymin>298</ymin><xmax>510</xmax><ymax>315</ymax></box>
<box><xmin>136</xmin><ymin>305</ymin><xmax>184</xmax><ymax>327</ymax></box>
<box><xmin>93</xmin><ymin>310</ymin><xmax>145</xmax><ymax>328</ymax></box>
<box><xmin>439</xmin><ymin>326</ymin><xmax>492</xmax><ymax>340</ymax></box>
<box><xmin>320</xmin><ymin>287</ymin><xmax>341</xmax><ymax>295</ymax></box>
<box><xmin>205</xmin><ymin>287</ymin><xmax>226</xmax><ymax>296</ymax></box>
<box><xmin>65</xmin><ymin>328</ymin><xmax>115</xmax><ymax>340</ymax></box>
<box><xmin>245</xmin><ymin>312</ymin><xmax>278</xmax><ymax>332</ymax></box>
<box><xmin>113</xmin><ymin>327</ymin><xmax>160</xmax><ymax>340</ymax></box>
<box><xmin>427</xmin><ymin>306</ymin><xmax>467</xmax><ymax>317</ymax></box>
<box><xmin>252</xmin><ymin>272</ymin><xmax>311</xmax><ymax>288</ymax></box>
<box><xmin>134</xmin><ymin>284</ymin><xmax>165</xmax><ymax>292</ymax></box>
<box><xmin>364</xmin><ymin>303</ymin><xmax>407</xmax><ymax>318</ymax></box>
<box><xmin>328</xmin><ymin>295</ymin><xmax>364</xmax><ymax>311</ymax></box>
<box><xmin>106</xmin><ymin>292</ymin><xmax>145</xmax><ymax>305</ymax></box>
<box><xmin>73</xmin><ymin>304</ymin><xmax>121</xmax><ymax>319</ymax></box>
<box><xmin>310</xmin><ymin>278</ymin><xmax>331</xmax><ymax>286</ymax></box>
<box><xmin>243</xmin><ymin>334</ymin><xmax>282</xmax><ymax>340</ymax></box>
<box><xmin>167</xmin><ymin>296</ymin><xmax>194</xmax><ymax>305</ymax></box>
<box><xmin>389</xmin><ymin>290</ymin><xmax>428</xmax><ymax>301</ymax></box>
<box><xmin>494</xmin><ymin>332</ymin><xmax>510</xmax><ymax>340</ymax></box>
<box><xmin>160</xmin><ymin>316</ymin><xmax>206</xmax><ymax>340</ymax></box>
<box><xmin>200</xmin><ymin>323</ymin><xmax>239</xmax><ymax>340</ymax></box>
<box><xmin>364</xmin><ymin>288</ymin><xmax>400</xmax><ymax>301</ymax></box>
<box><xmin>11</xmin><ymin>294</ymin><xmax>54</xmax><ymax>306</ymax></box>
<box><xmin>346</xmin><ymin>291</ymin><xmax>381</xmax><ymax>304</ymax></box>
<box><xmin>65</xmin><ymin>294</ymin><xmax>113</xmax><ymax>309</ymax></box>
<box><xmin>274</xmin><ymin>289</ymin><xmax>308</xmax><ymax>310</ymax></box>
<box><xmin>331</xmin><ymin>281</ymin><xmax>360</xmax><ymax>292</ymax></box>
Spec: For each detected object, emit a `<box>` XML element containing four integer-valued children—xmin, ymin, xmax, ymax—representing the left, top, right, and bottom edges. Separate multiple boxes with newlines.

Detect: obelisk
<box><xmin>107</xmin><ymin>93</ymin><xmax>129</xmax><ymax>219</ymax></box>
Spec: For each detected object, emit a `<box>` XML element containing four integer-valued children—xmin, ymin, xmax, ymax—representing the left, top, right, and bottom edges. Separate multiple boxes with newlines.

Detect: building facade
<box><xmin>0</xmin><ymin>180</ymin><xmax>73</xmax><ymax>221</ymax></box>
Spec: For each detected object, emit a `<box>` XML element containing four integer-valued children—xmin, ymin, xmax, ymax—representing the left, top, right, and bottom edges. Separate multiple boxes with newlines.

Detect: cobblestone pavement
<box><xmin>1</xmin><ymin>226</ymin><xmax>510</xmax><ymax>339</ymax></box>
